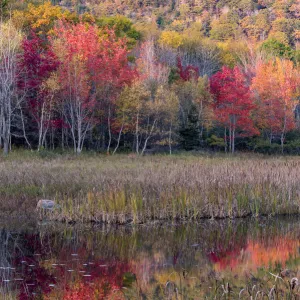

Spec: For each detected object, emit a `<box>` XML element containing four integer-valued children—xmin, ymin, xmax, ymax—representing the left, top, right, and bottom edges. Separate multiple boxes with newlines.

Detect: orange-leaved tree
<box><xmin>251</xmin><ymin>58</ymin><xmax>300</xmax><ymax>151</ymax></box>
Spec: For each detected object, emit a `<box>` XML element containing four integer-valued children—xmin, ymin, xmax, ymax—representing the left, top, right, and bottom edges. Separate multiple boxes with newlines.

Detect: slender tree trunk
<box><xmin>232</xmin><ymin>128</ymin><xmax>235</xmax><ymax>153</ymax></box>
<box><xmin>229</xmin><ymin>125</ymin><xmax>232</xmax><ymax>153</ymax></box>
<box><xmin>2</xmin><ymin>107</ymin><xmax>10</xmax><ymax>156</ymax></box>
<box><xmin>113</xmin><ymin>115</ymin><xmax>124</xmax><ymax>155</ymax></box>
<box><xmin>198</xmin><ymin>100</ymin><xmax>204</xmax><ymax>143</ymax></box>
<box><xmin>135</xmin><ymin>112</ymin><xmax>139</xmax><ymax>154</ymax></box>
<box><xmin>72</xmin><ymin>130</ymin><xmax>76</xmax><ymax>153</ymax></box>
<box><xmin>107</xmin><ymin>106</ymin><xmax>112</xmax><ymax>155</ymax></box>
<box><xmin>168</xmin><ymin>122</ymin><xmax>173</xmax><ymax>155</ymax></box>
<box><xmin>224</xmin><ymin>127</ymin><xmax>227</xmax><ymax>153</ymax></box>
<box><xmin>0</xmin><ymin>22</ymin><xmax>21</xmax><ymax>156</ymax></box>
<box><xmin>61</xmin><ymin>127</ymin><xmax>64</xmax><ymax>150</ymax></box>
<box><xmin>141</xmin><ymin>119</ymin><xmax>157</xmax><ymax>155</ymax></box>
<box><xmin>51</xmin><ymin>127</ymin><xmax>54</xmax><ymax>150</ymax></box>
<box><xmin>281</xmin><ymin>112</ymin><xmax>287</xmax><ymax>154</ymax></box>
<box><xmin>76</xmin><ymin>106</ymin><xmax>82</xmax><ymax>154</ymax></box>
<box><xmin>19</xmin><ymin>105</ymin><xmax>32</xmax><ymax>150</ymax></box>
<box><xmin>68</xmin><ymin>104</ymin><xmax>77</xmax><ymax>153</ymax></box>
<box><xmin>77</xmin><ymin>124</ymin><xmax>82</xmax><ymax>154</ymax></box>
<box><xmin>3</xmin><ymin>139</ymin><xmax>9</xmax><ymax>156</ymax></box>
<box><xmin>38</xmin><ymin>103</ymin><xmax>45</xmax><ymax>151</ymax></box>
<box><xmin>2</xmin><ymin>114</ymin><xmax>9</xmax><ymax>155</ymax></box>
<box><xmin>231</xmin><ymin>116</ymin><xmax>236</xmax><ymax>153</ymax></box>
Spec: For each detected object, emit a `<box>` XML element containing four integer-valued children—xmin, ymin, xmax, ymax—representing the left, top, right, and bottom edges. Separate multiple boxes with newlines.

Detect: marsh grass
<box><xmin>0</xmin><ymin>151</ymin><xmax>299</xmax><ymax>223</ymax></box>
<box><xmin>124</xmin><ymin>270</ymin><xmax>300</xmax><ymax>299</ymax></box>
<box><xmin>151</xmin><ymin>272</ymin><xmax>300</xmax><ymax>300</ymax></box>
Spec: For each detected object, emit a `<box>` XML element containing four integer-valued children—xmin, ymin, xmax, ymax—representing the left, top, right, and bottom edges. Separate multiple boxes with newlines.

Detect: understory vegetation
<box><xmin>1</xmin><ymin>152</ymin><xmax>299</xmax><ymax>223</ymax></box>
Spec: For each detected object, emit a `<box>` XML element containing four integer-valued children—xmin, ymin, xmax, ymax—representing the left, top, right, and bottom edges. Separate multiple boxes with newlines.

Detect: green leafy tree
<box><xmin>96</xmin><ymin>15</ymin><xmax>141</xmax><ymax>47</ymax></box>
<box><xmin>261</xmin><ymin>38</ymin><xmax>294</xmax><ymax>59</ymax></box>
<box><xmin>0</xmin><ymin>0</ymin><xmax>8</xmax><ymax>17</ymax></box>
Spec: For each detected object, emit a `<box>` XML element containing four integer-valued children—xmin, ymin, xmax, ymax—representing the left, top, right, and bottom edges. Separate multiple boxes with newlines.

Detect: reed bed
<box><xmin>0</xmin><ymin>152</ymin><xmax>300</xmax><ymax>223</ymax></box>
<box><xmin>149</xmin><ymin>273</ymin><xmax>300</xmax><ymax>300</ymax></box>
<box><xmin>124</xmin><ymin>270</ymin><xmax>300</xmax><ymax>300</ymax></box>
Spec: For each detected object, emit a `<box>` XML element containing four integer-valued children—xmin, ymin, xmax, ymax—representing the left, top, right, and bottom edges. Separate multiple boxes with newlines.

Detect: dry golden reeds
<box><xmin>0</xmin><ymin>152</ymin><xmax>299</xmax><ymax>223</ymax></box>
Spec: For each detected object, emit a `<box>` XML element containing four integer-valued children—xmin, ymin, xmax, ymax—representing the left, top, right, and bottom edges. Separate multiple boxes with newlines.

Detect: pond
<box><xmin>0</xmin><ymin>217</ymin><xmax>299</xmax><ymax>299</ymax></box>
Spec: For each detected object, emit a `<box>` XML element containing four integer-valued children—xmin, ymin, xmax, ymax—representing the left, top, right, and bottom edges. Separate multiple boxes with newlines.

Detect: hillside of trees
<box><xmin>0</xmin><ymin>0</ymin><xmax>299</xmax><ymax>155</ymax></box>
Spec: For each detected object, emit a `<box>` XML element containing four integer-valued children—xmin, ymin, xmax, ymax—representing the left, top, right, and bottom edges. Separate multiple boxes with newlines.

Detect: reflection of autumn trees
<box><xmin>210</xmin><ymin>235</ymin><xmax>300</xmax><ymax>273</ymax></box>
<box><xmin>62</xmin><ymin>282</ymin><xmax>125</xmax><ymax>300</ymax></box>
<box><xmin>0</xmin><ymin>218</ymin><xmax>299</xmax><ymax>299</ymax></box>
<box><xmin>12</xmin><ymin>233</ymin><xmax>58</xmax><ymax>299</ymax></box>
<box><xmin>248</xmin><ymin>238</ymin><xmax>300</xmax><ymax>269</ymax></box>
<box><xmin>46</xmin><ymin>260</ymin><xmax>131</xmax><ymax>300</ymax></box>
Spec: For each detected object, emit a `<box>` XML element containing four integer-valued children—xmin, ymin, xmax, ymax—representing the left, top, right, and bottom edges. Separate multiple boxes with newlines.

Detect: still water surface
<box><xmin>0</xmin><ymin>217</ymin><xmax>299</xmax><ymax>299</ymax></box>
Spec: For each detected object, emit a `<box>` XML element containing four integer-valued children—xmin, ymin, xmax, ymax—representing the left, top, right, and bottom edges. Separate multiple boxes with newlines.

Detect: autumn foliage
<box><xmin>0</xmin><ymin>1</ymin><xmax>300</xmax><ymax>154</ymax></box>
<box><xmin>210</xmin><ymin>66</ymin><xmax>259</xmax><ymax>152</ymax></box>
<box><xmin>49</xmin><ymin>22</ymin><xmax>136</xmax><ymax>153</ymax></box>
<box><xmin>251</xmin><ymin>59</ymin><xmax>300</xmax><ymax>149</ymax></box>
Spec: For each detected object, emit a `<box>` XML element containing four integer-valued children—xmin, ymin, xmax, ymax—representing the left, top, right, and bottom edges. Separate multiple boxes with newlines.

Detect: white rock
<box><xmin>36</xmin><ymin>200</ymin><xmax>56</xmax><ymax>210</ymax></box>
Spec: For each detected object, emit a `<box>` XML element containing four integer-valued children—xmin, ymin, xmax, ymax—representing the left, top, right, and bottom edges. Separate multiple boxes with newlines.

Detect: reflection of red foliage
<box><xmin>18</xmin><ymin>264</ymin><xmax>56</xmax><ymax>300</ymax></box>
<box><xmin>11</xmin><ymin>232</ymin><xmax>133</xmax><ymax>300</ymax></box>
<box><xmin>9</xmin><ymin>233</ymin><xmax>57</xmax><ymax>300</ymax></box>
<box><xmin>61</xmin><ymin>260</ymin><xmax>130</xmax><ymax>300</ymax></box>
<box><xmin>208</xmin><ymin>245</ymin><xmax>247</xmax><ymax>271</ymax></box>
<box><xmin>62</xmin><ymin>280</ymin><xmax>125</xmax><ymax>300</ymax></box>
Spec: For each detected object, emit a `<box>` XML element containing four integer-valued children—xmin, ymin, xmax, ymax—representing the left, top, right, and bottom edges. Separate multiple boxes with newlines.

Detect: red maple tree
<box><xmin>18</xmin><ymin>33</ymin><xmax>60</xmax><ymax>150</ymax></box>
<box><xmin>177</xmin><ymin>57</ymin><xmax>199</xmax><ymax>81</ymax></box>
<box><xmin>210</xmin><ymin>66</ymin><xmax>259</xmax><ymax>153</ymax></box>
<box><xmin>53</xmin><ymin>22</ymin><xmax>136</xmax><ymax>154</ymax></box>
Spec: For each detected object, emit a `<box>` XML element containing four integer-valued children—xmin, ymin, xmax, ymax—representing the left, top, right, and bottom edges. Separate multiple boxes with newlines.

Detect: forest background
<box><xmin>0</xmin><ymin>0</ymin><xmax>299</xmax><ymax>155</ymax></box>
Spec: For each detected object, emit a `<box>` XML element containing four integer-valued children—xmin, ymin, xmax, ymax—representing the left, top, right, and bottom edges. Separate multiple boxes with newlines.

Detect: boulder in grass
<box><xmin>36</xmin><ymin>199</ymin><xmax>56</xmax><ymax>210</ymax></box>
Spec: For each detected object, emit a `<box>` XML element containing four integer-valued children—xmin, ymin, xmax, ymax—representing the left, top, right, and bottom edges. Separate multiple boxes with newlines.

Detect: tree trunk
<box><xmin>168</xmin><ymin>122</ymin><xmax>172</xmax><ymax>155</ymax></box>
<box><xmin>107</xmin><ymin>106</ymin><xmax>112</xmax><ymax>155</ymax></box>
<box><xmin>141</xmin><ymin>119</ymin><xmax>157</xmax><ymax>155</ymax></box>
<box><xmin>224</xmin><ymin>127</ymin><xmax>227</xmax><ymax>153</ymax></box>
<box><xmin>77</xmin><ymin>117</ymin><xmax>82</xmax><ymax>154</ymax></box>
<box><xmin>231</xmin><ymin>116</ymin><xmax>236</xmax><ymax>153</ymax></box>
<box><xmin>38</xmin><ymin>103</ymin><xmax>45</xmax><ymax>151</ymax></box>
<box><xmin>228</xmin><ymin>125</ymin><xmax>232</xmax><ymax>153</ymax></box>
<box><xmin>232</xmin><ymin>127</ymin><xmax>235</xmax><ymax>153</ymax></box>
<box><xmin>20</xmin><ymin>105</ymin><xmax>32</xmax><ymax>150</ymax></box>
<box><xmin>135</xmin><ymin>112</ymin><xmax>139</xmax><ymax>154</ymax></box>
<box><xmin>3</xmin><ymin>141</ymin><xmax>9</xmax><ymax>156</ymax></box>
<box><xmin>113</xmin><ymin>116</ymin><xmax>124</xmax><ymax>155</ymax></box>
<box><xmin>281</xmin><ymin>112</ymin><xmax>287</xmax><ymax>154</ymax></box>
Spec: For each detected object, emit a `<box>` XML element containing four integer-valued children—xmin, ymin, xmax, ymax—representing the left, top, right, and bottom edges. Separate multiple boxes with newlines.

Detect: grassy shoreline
<box><xmin>0</xmin><ymin>151</ymin><xmax>300</xmax><ymax>223</ymax></box>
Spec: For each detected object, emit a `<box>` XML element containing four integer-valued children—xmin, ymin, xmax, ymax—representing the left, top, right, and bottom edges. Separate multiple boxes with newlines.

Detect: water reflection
<box><xmin>0</xmin><ymin>217</ymin><xmax>299</xmax><ymax>299</ymax></box>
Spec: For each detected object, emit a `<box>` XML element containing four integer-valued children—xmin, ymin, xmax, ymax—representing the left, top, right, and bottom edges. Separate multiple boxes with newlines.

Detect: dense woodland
<box><xmin>0</xmin><ymin>0</ymin><xmax>299</xmax><ymax>155</ymax></box>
